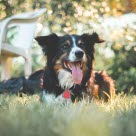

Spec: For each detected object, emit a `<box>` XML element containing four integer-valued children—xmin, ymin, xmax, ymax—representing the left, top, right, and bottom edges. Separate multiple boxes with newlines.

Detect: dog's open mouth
<box><xmin>64</xmin><ymin>61</ymin><xmax>83</xmax><ymax>84</ymax></box>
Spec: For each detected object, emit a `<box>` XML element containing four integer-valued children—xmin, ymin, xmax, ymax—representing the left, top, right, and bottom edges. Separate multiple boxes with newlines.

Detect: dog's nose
<box><xmin>75</xmin><ymin>50</ymin><xmax>84</xmax><ymax>58</ymax></box>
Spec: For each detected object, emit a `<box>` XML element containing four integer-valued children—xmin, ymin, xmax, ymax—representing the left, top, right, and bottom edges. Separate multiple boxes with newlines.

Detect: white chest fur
<box><xmin>57</xmin><ymin>69</ymin><xmax>74</xmax><ymax>89</ymax></box>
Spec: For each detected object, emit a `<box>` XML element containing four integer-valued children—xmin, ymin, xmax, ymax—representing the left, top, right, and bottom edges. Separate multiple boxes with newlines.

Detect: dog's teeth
<box><xmin>64</xmin><ymin>62</ymin><xmax>67</xmax><ymax>68</ymax></box>
<box><xmin>66</xmin><ymin>64</ymin><xmax>68</xmax><ymax>69</ymax></box>
<box><xmin>68</xmin><ymin>64</ymin><xmax>71</xmax><ymax>70</ymax></box>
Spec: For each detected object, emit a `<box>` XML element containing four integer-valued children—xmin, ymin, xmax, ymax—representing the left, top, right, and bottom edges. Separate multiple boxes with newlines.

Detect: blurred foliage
<box><xmin>0</xmin><ymin>0</ymin><xmax>134</xmax><ymax>33</ymax></box>
<box><xmin>0</xmin><ymin>0</ymin><xmax>136</xmax><ymax>93</ymax></box>
<box><xmin>109</xmin><ymin>27</ymin><xmax>136</xmax><ymax>93</ymax></box>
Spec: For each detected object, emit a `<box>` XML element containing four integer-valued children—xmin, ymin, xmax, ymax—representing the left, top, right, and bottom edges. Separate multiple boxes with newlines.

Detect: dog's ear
<box><xmin>81</xmin><ymin>32</ymin><xmax>104</xmax><ymax>44</ymax></box>
<box><xmin>35</xmin><ymin>33</ymin><xmax>59</xmax><ymax>64</ymax></box>
<box><xmin>35</xmin><ymin>33</ymin><xmax>59</xmax><ymax>48</ymax></box>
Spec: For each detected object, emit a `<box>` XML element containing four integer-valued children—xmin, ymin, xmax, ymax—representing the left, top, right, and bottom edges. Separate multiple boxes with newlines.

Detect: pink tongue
<box><xmin>71</xmin><ymin>63</ymin><xmax>83</xmax><ymax>84</ymax></box>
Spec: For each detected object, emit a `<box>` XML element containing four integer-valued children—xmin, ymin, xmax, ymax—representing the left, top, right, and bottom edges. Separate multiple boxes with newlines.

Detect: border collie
<box><xmin>0</xmin><ymin>32</ymin><xmax>115</xmax><ymax>102</ymax></box>
<box><xmin>35</xmin><ymin>32</ymin><xmax>115</xmax><ymax>102</ymax></box>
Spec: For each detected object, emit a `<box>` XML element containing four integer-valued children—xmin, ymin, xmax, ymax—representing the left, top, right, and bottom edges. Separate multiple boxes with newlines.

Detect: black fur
<box><xmin>0</xmin><ymin>33</ymin><xmax>115</xmax><ymax>102</ymax></box>
<box><xmin>0</xmin><ymin>70</ymin><xmax>44</xmax><ymax>94</ymax></box>
<box><xmin>35</xmin><ymin>33</ymin><xmax>112</xmax><ymax>102</ymax></box>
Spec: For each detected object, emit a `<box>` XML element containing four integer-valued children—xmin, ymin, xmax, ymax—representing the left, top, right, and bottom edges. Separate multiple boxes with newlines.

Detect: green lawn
<box><xmin>0</xmin><ymin>93</ymin><xmax>136</xmax><ymax>136</ymax></box>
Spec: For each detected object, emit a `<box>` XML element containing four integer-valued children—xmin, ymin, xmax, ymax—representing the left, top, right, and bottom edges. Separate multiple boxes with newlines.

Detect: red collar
<box><xmin>63</xmin><ymin>90</ymin><xmax>71</xmax><ymax>99</ymax></box>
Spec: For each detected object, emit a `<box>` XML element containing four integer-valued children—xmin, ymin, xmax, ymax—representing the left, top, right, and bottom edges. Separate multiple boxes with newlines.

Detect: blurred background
<box><xmin>0</xmin><ymin>0</ymin><xmax>136</xmax><ymax>93</ymax></box>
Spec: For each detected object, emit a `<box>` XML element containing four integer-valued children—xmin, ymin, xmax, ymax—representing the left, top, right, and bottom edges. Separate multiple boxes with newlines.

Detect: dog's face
<box><xmin>35</xmin><ymin>33</ymin><xmax>104</xmax><ymax>89</ymax></box>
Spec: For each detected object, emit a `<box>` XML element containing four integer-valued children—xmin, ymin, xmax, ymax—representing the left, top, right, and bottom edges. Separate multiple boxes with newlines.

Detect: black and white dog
<box><xmin>0</xmin><ymin>32</ymin><xmax>115</xmax><ymax>102</ymax></box>
<box><xmin>35</xmin><ymin>32</ymin><xmax>115</xmax><ymax>102</ymax></box>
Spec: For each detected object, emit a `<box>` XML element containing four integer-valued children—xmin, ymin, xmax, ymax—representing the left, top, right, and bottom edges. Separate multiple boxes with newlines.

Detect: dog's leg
<box><xmin>0</xmin><ymin>76</ymin><xmax>26</xmax><ymax>93</ymax></box>
<box><xmin>0</xmin><ymin>69</ymin><xmax>44</xmax><ymax>94</ymax></box>
<box><xmin>93</xmin><ymin>71</ymin><xmax>115</xmax><ymax>101</ymax></box>
<box><xmin>87</xmin><ymin>71</ymin><xmax>115</xmax><ymax>101</ymax></box>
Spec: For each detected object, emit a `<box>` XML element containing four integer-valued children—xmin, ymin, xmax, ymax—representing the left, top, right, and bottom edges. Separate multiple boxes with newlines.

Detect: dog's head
<box><xmin>35</xmin><ymin>33</ymin><xmax>104</xmax><ymax>89</ymax></box>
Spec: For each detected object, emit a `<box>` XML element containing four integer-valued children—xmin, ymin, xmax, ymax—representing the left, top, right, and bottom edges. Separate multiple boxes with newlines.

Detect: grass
<box><xmin>0</xmin><ymin>93</ymin><xmax>136</xmax><ymax>136</ymax></box>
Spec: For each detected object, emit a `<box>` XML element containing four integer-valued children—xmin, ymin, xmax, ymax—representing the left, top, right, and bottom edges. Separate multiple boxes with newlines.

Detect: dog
<box><xmin>0</xmin><ymin>32</ymin><xmax>115</xmax><ymax>102</ymax></box>
<box><xmin>35</xmin><ymin>32</ymin><xmax>115</xmax><ymax>102</ymax></box>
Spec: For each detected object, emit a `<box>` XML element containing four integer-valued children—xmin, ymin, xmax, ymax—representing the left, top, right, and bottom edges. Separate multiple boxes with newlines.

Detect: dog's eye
<box><xmin>79</xmin><ymin>43</ymin><xmax>84</xmax><ymax>47</ymax></box>
<box><xmin>63</xmin><ymin>45</ymin><xmax>68</xmax><ymax>49</ymax></box>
